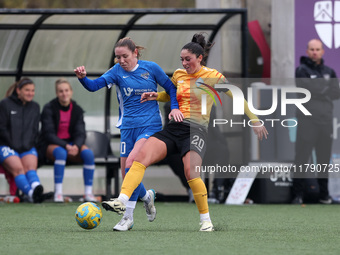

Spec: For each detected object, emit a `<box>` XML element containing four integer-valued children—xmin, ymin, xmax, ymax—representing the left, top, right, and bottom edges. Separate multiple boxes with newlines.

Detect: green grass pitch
<box><xmin>0</xmin><ymin>202</ymin><xmax>339</xmax><ymax>255</ymax></box>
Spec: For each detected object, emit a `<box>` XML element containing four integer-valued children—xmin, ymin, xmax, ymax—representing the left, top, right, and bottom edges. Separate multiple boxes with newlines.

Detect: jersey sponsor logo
<box><xmin>123</xmin><ymin>75</ymin><xmax>129</xmax><ymax>78</ymax></box>
<box><xmin>314</xmin><ymin>0</ymin><xmax>340</xmax><ymax>49</ymax></box>
<box><xmin>141</xmin><ymin>72</ymin><xmax>150</xmax><ymax>80</ymax></box>
<box><xmin>10</xmin><ymin>111</ymin><xmax>17</xmax><ymax>114</ymax></box>
<box><xmin>123</xmin><ymin>87</ymin><xmax>133</xmax><ymax>96</ymax></box>
<box><xmin>134</xmin><ymin>88</ymin><xmax>153</xmax><ymax>95</ymax></box>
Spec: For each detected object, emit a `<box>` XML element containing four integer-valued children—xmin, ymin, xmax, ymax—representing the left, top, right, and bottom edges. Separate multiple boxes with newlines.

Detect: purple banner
<box><xmin>295</xmin><ymin>0</ymin><xmax>340</xmax><ymax>76</ymax></box>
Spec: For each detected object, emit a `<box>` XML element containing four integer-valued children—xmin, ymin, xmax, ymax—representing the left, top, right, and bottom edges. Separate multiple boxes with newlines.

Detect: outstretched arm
<box><xmin>225</xmin><ymin>90</ymin><xmax>268</xmax><ymax>140</ymax></box>
<box><xmin>140</xmin><ymin>92</ymin><xmax>183</xmax><ymax>122</ymax></box>
<box><xmin>140</xmin><ymin>91</ymin><xmax>171</xmax><ymax>102</ymax></box>
<box><xmin>74</xmin><ymin>65</ymin><xmax>87</xmax><ymax>79</ymax></box>
<box><xmin>74</xmin><ymin>66</ymin><xmax>107</xmax><ymax>92</ymax></box>
<box><xmin>140</xmin><ymin>92</ymin><xmax>159</xmax><ymax>103</ymax></box>
<box><xmin>251</xmin><ymin>121</ymin><xmax>268</xmax><ymax>141</ymax></box>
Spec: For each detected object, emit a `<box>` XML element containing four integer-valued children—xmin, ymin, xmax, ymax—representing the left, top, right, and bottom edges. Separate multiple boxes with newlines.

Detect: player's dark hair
<box><xmin>5</xmin><ymin>77</ymin><xmax>34</xmax><ymax>98</ymax></box>
<box><xmin>182</xmin><ymin>33</ymin><xmax>214</xmax><ymax>66</ymax></box>
<box><xmin>114</xmin><ymin>37</ymin><xmax>145</xmax><ymax>59</ymax></box>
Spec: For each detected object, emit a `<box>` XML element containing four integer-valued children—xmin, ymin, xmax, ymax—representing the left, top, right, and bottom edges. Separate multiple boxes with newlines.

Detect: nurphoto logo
<box><xmin>201</xmin><ymin>84</ymin><xmax>311</xmax><ymax>128</ymax></box>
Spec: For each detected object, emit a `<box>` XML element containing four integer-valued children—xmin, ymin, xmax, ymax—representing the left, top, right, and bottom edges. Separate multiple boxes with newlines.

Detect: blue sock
<box><xmin>14</xmin><ymin>174</ymin><xmax>31</xmax><ymax>195</ymax></box>
<box><xmin>138</xmin><ymin>182</ymin><xmax>147</xmax><ymax>199</ymax></box>
<box><xmin>25</xmin><ymin>170</ymin><xmax>40</xmax><ymax>186</ymax></box>
<box><xmin>125</xmin><ymin>167</ymin><xmax>146</xmax><ymax>201</ymax></box>
<box><xmin>81</xmin><ymin>149</ymin><xmax>95</xmax><ymax>186</ymax></box>
<box><xmin>53</xmin><ymin>147</ymin><xmax>67</xmax><ymax>184</ymax></box>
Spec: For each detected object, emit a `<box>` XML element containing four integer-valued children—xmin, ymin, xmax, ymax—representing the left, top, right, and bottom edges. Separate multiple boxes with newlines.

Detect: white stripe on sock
<box><xmin>55</xmin><ymin>183</ymin><xmax>63</xmax><ymax>194</ymax></box>
<box><xmin>31</xmin><ymin>181</ymin><xmax>40</xmax><ymax>190</ymax></box>
<box><xmin>200</xmin><ymin>212</ymin><xmax>211</xmax><ymax>222</ymax></box>
<box><xmin>83</xmin><ymin>164</ymin><xmax>95</xmax><ymax>170</ymax></box>
<box><xmin>84</xmin><ymin>185</ymin><xmax>92</xmax><ymax>195</ymax></box>
<box><xmin>118</xmin><ymin>194</ymin><xmax>129</xmax><ymax>205</ymax></box>
<box><xmin>55</xmin><ymin>160</ymin><xmax>66</xmax><ymax>165</ymax></box>
<box><xmin>126</xmin><ymin>200</ymin><xmax>137</xmax><ymax>209</ymax></box>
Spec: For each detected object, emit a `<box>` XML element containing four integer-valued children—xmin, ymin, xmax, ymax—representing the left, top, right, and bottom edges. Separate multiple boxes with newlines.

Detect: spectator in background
<box><xmin>0</xmin><ymin>78</ymin><xmax>44</xmax><ymax>203</ymax></box>
<box><xmin>292</xmin><ymin>39</ymin><xmax>340</xmax><ymax>204</ymax></box>
<box><xmin>40</xmin><ymin>78</ymin><xmax>97</xmax><ymax>203</ymax></box>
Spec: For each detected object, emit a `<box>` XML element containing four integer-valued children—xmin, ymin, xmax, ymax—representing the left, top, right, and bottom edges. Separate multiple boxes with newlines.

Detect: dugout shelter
<box><xmin>0</xmin><ymin>8</ymin><xmax>250</xmax><ymax>168</ymax></box>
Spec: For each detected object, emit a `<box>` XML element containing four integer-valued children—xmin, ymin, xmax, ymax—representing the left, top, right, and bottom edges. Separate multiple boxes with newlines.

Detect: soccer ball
<box><xmin>75</xmin><ymin>202</ymin><xmax>102</xmax><ymax>230</ymax></box>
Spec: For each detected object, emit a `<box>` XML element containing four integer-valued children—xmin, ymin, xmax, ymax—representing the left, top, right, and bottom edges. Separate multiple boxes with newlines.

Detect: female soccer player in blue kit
<box><xmin>74</xmin><ymin>37</ymin><xmax>183</xmax><ymax>231</ymax></box>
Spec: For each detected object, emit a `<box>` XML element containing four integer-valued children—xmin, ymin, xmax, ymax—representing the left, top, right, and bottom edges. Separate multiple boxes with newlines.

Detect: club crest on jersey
<box><xmin>141</xmin><ymin>72</ymin><xmax>150</xmax><ymax>80</ymax></box>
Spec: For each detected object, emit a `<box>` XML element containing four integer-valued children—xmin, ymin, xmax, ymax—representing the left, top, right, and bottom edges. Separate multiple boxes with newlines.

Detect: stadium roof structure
<box><xmin>0</xmin><ymin>8</ymin><xmax>249</xmax><ymax>162</ymax></box>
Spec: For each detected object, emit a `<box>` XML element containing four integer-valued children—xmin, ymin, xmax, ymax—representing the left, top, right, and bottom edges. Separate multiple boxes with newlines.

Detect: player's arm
<box><xmin>160</xmin><ymin>79</ymin><xmax>179</xmax><ymax>110</ymax></box>
<box><xmin>215</xmin><ymin>72</ymin><xmax>260</xmax><ymax>123</ymax></box>
<box><xmin>225</xmin><ymin>90</ymin><xmax>268</xmax><ymax>140</ymax></box>
<box><xmin>140</xmin><ymin>90</ymin><xmax>183</xmax><ymax>122</ymax></box>
<box><xmin>151</xmin><ymin>62</ymin><xmax>179</xmax><ymax>110</ymax></box>
<box><xmin>224</xmin><ymin>90</ymin><xmax>258</xmax><ymax>123</ymax></box>
<box><xmin>74</xmin><ymin>65</ymin><xmax>107</xmax><ymax>92</ymax></box>
<box><xmin>140</xmin><ymin>91</ymin><xmax>170</xmax><ymax>102</ymax></box>
<box><xmin>78</xmin><ymin>77</ymin><xmax>107</xmax><ymax>92</ymax></box>
<box><xmin>140</xmin><ymin>91</ymin><xmax>165</xmax><ymax>102</ymax></box>
<box><xmin>143</xmin><ymin>64</ymin><xmax>183</xmax><ymax>121</ymax></box>
<box><xmin>159</xmin><ymin>91</ymin><xmax>171</xmax><ymax>102</ymax></box>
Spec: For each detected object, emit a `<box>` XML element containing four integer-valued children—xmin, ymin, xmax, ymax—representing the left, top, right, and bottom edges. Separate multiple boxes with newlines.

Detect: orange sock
<box><xmin>187</xmin><ymin>177</ymin><xmax>209</xmax><ymax>214</ymax></box>
<box><xmin>121</xmin><ymin>161</ymin><xmax>146</xmax><ymax>198</ymax></box>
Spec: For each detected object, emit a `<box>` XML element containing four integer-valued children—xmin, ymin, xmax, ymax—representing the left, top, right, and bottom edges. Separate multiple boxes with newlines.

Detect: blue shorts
<box><xmin>120</xmin><ymin>125</ymin><xmax>162</xmax><ymax>157</ymax></box>
<box><xmin>0</xmin><ymin>146</ymin><xmax>38</xmax><ymax>164</ymax></box>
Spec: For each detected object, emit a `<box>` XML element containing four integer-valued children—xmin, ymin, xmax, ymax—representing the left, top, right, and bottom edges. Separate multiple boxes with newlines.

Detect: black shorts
<box><xmin>152</xmin><ymin>121</ymin><xmax>207</xmax><ymax>159</ymax></box>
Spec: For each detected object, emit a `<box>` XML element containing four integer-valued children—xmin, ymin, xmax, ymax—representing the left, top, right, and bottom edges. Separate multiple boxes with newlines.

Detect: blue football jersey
<box><xmin>101</xmin><ymin>60</ymin><xmax>170</xmax><ymax>129</ymax></box>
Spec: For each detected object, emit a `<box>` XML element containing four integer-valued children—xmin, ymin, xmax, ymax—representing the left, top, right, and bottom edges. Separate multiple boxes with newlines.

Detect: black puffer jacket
<box><xmin>295</xmin><ymin>56</ymin><xmax>340</xmax><ymax>123</ymax></box>
<box><xmin>0</xmin><ymin>93</ymin><xmax>40</xmax><ymax>153</ymax></box>
<box><xmin>40</xmin><ymin>98</ymin><xmax>86</xmax><ymax>150</ymax></box>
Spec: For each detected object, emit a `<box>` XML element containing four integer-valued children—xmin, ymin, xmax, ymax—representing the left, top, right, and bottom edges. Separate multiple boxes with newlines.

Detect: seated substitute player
<box><xmin>102</xmin><ymin>33</ymin><xmax>268</xmax><ymax>231</ymax></box>
<box><xmin>0</xmin><ymin>78</ymin><xmax>44</xmax><ymax>203</ymax></box>
<box><xmin>40</xmin><ymin>78</ymin><xmax>97</xmax><ymax>203</ymax></box>
<box><xmin>74</xmin><ymin>37</ymin><xmax>182</xmax><ymax>231</ymax></box>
